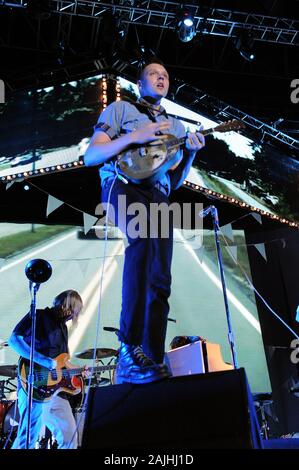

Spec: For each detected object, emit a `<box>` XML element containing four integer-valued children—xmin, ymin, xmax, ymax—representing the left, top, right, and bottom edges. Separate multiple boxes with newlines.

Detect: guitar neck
<box><xmin>66</xmin><ymin>364</ymin><xmax>116</xmax><ymax>377</ymax></box>
<box><xmin>177</xmin><ymin>126</ymin><xmax>220</xmax><ymax>147</ymax></box>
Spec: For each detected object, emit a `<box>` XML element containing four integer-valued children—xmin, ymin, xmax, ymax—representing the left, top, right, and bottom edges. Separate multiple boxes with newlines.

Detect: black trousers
<box><xmin>101</xmin><ymin>178</ymin><xmax>173</xmax><ymax>363</ymax></box>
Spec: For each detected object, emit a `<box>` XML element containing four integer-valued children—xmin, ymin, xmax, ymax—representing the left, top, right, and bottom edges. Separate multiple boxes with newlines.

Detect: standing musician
<box><xmin>84</xmin><ymin>58</ymin><xmax>205</xmax><ymax>384</ymax></box>
<box><xmin>8</xmin><ymin>290</ymin><xmax>85</xmax><ymax>449</ymax></box>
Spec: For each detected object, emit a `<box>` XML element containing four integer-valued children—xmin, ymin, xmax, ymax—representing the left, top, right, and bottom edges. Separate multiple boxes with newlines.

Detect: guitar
<box><xmin>18</xmin><ymin>353</ymin><xmax>116</xmax><ymax>403</ymax></box>
<box><xmin>117</xmin><ymin>119</ymin><xmax>245</xmax><ymax>186</ymax></box>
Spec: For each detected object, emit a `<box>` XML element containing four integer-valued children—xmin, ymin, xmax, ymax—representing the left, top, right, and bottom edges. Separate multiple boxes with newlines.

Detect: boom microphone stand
<box><xmin>199</xmin><ymin>206</ymin><xmax>239</xmax><ymax>369</ymax></box>
<box><xmin>24</xmin><ymin>259</ymin><xmax>52</xmax><ymax>449</ymax></box>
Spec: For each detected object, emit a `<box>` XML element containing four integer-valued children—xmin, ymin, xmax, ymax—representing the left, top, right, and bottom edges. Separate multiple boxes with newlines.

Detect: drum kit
<box><xmin>0</xmin><ymin>369</ymin><xmax>19</xmax><ymax>449</ymax></box>
<box><xmin>0</xmin><ymin>347</ymin><xmax>118</xmax><ymax>448</ymax></box>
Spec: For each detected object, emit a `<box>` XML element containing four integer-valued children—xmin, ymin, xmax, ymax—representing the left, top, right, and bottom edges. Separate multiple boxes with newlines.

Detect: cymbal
<box><xmin>0</xmin><ymin>364</ymin><xmax>17</xmax><ymax>378</ymax></box>
<box><xmin>74</xmin><ymin>348</ymin><xmax>117</xmax><ymax>360</ymax></box>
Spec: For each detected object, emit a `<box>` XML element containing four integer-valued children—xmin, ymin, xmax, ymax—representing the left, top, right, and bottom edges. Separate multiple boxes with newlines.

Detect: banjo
<box><xmin>117</xmin><ymin>119</ymin><xmax>245</xmax><ymax>186</ymax></box>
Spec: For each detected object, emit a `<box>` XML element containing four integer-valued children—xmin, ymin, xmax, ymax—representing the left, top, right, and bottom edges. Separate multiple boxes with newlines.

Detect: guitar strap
<box><xmin>123</xmin><ymin>98</ymin><xmax>169</xmax><ymax>124</ymax></box>
<box><xmin>59</xmin><ymin>322</ymin><xmax>69</xmax><ymax>355</ymax></box>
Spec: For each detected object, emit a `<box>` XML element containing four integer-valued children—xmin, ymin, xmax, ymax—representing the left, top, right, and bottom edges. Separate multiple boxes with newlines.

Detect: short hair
<box><xmin>53</xmin><ymin>290</ymin><xmax>83</xmax><ymax>325</ymax></box>
<box><xmin>137</xmin><ymin>58</ymin><xmax>166</xmax><ymax>81</ymax></box>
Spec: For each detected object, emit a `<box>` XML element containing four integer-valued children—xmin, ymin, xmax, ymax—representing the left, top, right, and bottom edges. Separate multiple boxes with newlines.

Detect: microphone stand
<box><xmin>209</xmin><ymin>206</ymin><xmax>239</xmax><ymax>369</ymax></box>
<box><xmin>25</xmin><ymin>281</ymin><xmax>40</xmax><ymax>449</ymax></box>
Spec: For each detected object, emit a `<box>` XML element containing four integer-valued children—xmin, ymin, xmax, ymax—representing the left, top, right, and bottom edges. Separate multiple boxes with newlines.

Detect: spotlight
<box><xmin>234</xmin><ymin>30</ymin><xmax>255</xmax><ymax>61</ymax></box>
<box><xmin>177</xmin><ymin>10</ymin><xmax>196</xmax><ymax>43</ymax></box>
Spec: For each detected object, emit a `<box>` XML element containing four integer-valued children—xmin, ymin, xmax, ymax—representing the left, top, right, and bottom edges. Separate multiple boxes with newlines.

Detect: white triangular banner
<box><xmin>6</xmin><ymin>181</ymin><xmax>15</xmax><ymax>190</ymax></box>
<box><xmin>220</xmin><ymin>223</ymin><xmax>234</xmax><ymax>242</ymax></box>
<box><xmin>114</xmin><ymin>254</ymin><xmax>124</xmax><ymax>272</ymax></box>
<box><xmin>251</xmin><ymin>213</ymin><xmax>262</xmax><ymax>224</ymax></box>
<box><xmin>225</xmin><ymin>245</ymin><xmax>237</xmax><ymax>263</ymax></box>
<box><xmin>76</xmin><ymin>259</ymin><xmax>90</xmax><ymax>278</ymax></box>
<box><xmin>194</xmin><ymin>246</ymin><xmax>205</xmax><ymax>264</ymax></box>
<box><xmin>46</xmin><ymin>195</ymin><xmax>64</xmax><ymax>217</ymax></box>
<box><xmin>83</xmin><ymin>213</ymin><xmax>98</xmax><ymax>235</ymax></box>
<box><xmin>254</xmin><ymin>243</ymin><xmax>267</xmax><ymax>261</ymax></box>
<box><xmin>0</xmin><ymin>258</ymin><xmax>5</xmax><ymax>270</ymax></box>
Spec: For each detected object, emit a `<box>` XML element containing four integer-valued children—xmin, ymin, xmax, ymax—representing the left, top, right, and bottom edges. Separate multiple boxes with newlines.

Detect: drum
<box><xmin>0</xmin><ymin>400</ymin><xmax>19</xmax><ymax>448</ymax></box>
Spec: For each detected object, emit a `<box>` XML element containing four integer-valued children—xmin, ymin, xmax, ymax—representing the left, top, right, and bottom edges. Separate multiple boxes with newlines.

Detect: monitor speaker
<box><xmin>82</xmin><ymin>368</ymin><xmax>262</xmax><ymax>449</ymax></box>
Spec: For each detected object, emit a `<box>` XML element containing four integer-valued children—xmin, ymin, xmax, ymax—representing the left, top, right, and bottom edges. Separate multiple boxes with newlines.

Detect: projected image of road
<box><xmin>0</xmin><ymin>223</ymin><xmax>271</xmax><ymax>393</ymax></box>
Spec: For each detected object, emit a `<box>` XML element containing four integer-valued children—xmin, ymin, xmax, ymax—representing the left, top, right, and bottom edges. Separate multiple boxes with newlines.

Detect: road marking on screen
<box><xmin>175</xmin><ymin>229</ymin><xmax>261</xmax><ymax>333</ymax></box>
<box><xmin>0</xmin><ymin>230</ymin><xmax>76</xmax><ymax>273</ymax></box>
<box><xmin>68</xmin><ymin>240</ymin><xmax>124</xmax><ymax>355</ymax></box>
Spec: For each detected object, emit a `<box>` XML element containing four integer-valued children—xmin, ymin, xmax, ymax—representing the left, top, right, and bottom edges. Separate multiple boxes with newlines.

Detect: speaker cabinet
<box><xmin>82</xmin><ymin>368</ymin><xmax>262</xmax><ymax>449</ymax></box>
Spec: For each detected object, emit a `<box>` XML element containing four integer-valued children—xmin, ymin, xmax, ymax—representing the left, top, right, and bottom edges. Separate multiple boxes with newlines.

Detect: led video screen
<box><xmin>1</xmin><ymin>74</ymin><xmax>298</xmax><ymax>225</ymax></box>
<box><xmin>0</xmin><ymin>74</ymin><xmax>274</xmax><ymax>393</ymax></box>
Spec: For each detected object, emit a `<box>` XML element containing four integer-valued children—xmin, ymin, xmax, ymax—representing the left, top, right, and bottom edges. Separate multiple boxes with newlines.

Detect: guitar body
<box><xmin>19</xmin><ymin>353</ymin><xmax>83</xmax><ymax>403</ymax></box>
<box><xmin>116</xmin><ymin>120</ymin><xmax>245</xmax><ymax>185</ymax></box>
<box><xmin>117</xmin><ymin>134</ymin><xmax>182</xmax><ymax>186</ymax></box>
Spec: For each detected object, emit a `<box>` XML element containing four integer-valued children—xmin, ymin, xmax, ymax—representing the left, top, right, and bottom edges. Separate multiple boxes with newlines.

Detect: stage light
<box><xmin>234</xmin><ymin>31</ymin><xmax>255</xmax><ymax>61</ymax></box>
<box><xmin>177</xmin><ymin>10</ymin><xmax>196</xmax><ymax>43</ymax></box>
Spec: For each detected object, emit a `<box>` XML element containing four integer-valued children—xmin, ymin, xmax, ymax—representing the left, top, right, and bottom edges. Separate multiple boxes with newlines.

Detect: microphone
<box><xmin>103</xmin><ymin>326</ymin><xmax>120</xmax><ymax>334</ymax></box>
<box><xmin>25</xmin><ymin>259</ymin><xmax>52</xmax><ymax>284</ymax></box>
<box><xmin>198</xmin><ymin>206</ymin><xmax>212</xmax><ymax>218</ymax></box>
<box><xmin>168</xmin><ymin>317</ymin><xmax>177</xmax><ymax>323</ymax></box>
<box><xmin>198</xmin><ymin>205</ymin><xmax>219</xmax><ymax>228</ymax></box>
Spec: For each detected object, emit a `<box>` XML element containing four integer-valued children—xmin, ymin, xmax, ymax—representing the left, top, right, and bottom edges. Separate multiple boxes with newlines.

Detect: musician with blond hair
<box><xmin>8</xmin><ymin>290</ymin><xmax>83</xmax><ymax>449</ymax></box>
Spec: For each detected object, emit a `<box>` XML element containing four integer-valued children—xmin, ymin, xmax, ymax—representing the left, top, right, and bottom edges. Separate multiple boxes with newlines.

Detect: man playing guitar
<box><xmin>8</xmin><ymin>290</ymin><xmax>85</xmax><ymax>449</ymax></box>
<box><xmin>84</xmin><ymin>58</ymin><xmax>205</xmax><ymax>384</ymax></box>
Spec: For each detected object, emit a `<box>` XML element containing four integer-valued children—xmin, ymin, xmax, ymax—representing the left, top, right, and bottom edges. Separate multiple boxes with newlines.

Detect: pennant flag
<box><xmin>83</xmin><ymin>212</ymin><xmax>98</xmax><ymax>235</ymax></box>
<box><xmin>251</xmin><ymin>213</ymin><xmax>262</xmax><ymax>224</ymax></box>
<box><xmin>0</xmin><ymin>258</ymin><xmax>5</xmax><ymax>270</ymax></box>
<box><xmin>194</xmin><ymin>246</ymin><xmax>205</xmax><ymax>264</ymax></box>
<box><xmin>254</xmin><ymin>243</ymin><xmax>267</xmax><ymax>261</ymax></box>
<box><xmin>46</xmin><ymin>195</ymin><xmax>64</xmax><ymax>217</ymax></box>
<box><xmin>220</xmin><ymin>223</ymin><xmax>234</xmax><ymax>242</ymax></box>
<box><xmin>6</xmin><ymin>181</ymin><xmax>15</xmax><ymax>190</ymax></box>
<box><xmin>225</xmin><ymin>245</ymin><xmax>237</xmax><ymax>264</ymax></box>
<box><xmin>115</xmin><ymin>254</ymin><xmax>124</xmax><ymax>272</ymax></box>
<box><xmin>76</xmin><ymin>259</ymin><xmax>90</xmax><ymax>278</ymax></box>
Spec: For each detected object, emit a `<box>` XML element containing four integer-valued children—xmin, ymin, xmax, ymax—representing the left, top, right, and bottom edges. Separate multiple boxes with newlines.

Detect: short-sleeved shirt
<box><xmin>13</xmin><ymin>307</ymin><xmax>68</xmax><ymax>358</ymax></box>
<box><xmin>94</xmin><ymin>99</ymin><xmax>186</xmax><ymax>196</ymax></box>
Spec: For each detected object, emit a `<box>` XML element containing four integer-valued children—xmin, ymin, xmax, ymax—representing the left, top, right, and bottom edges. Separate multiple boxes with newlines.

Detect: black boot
<box><xmin>115</xmin><ymin>343</ymin><xmax>171</xmax><ymax>384</ymax></box>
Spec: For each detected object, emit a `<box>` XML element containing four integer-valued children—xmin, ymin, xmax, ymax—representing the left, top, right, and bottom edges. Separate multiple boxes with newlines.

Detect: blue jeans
<box><xmin>102</xmin><ymin>178</ymin><xmax>173</xmax><ymax>363</ymax></box>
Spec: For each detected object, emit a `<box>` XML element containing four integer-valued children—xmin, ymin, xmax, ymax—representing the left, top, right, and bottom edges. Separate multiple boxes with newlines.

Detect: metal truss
<box><xmin>169</xmin><ymin>78</ymin><xmax>299</xmax><ymax>151</ymax></box>
<box><xmin>2</xmin><ymin>0</ymin><xmax>298</xmax><ymax>46</ymax></box>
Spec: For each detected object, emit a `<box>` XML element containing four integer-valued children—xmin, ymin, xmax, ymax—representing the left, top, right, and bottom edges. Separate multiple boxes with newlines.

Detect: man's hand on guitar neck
<box><xmin>65</xmin><ymin>359</ymin><xmax>91</xmax><ymax>378</ymax></box>
<box><xmin>185</xmin><ymin>125</ymin><xmax>205</xmax><ymax>155</ymax></box>
<box><xmin>170</xmin><ymin>125</ymin><xmax>205</xmax><ymax>171</ymax></box>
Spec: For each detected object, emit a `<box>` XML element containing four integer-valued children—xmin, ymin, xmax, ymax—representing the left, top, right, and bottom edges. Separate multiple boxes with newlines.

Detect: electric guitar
<box><xmin>117</xmin><ymin>119</ymin><xmax>245</xmax><ymax>186</ymax></box>
<box><xmin>18</xmin><ymin>353</ymin><xmax>116</xmax><ymax>403</ymax></box>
